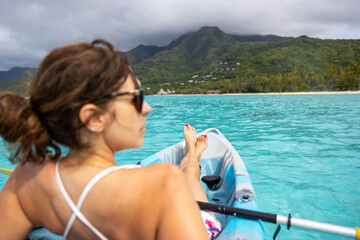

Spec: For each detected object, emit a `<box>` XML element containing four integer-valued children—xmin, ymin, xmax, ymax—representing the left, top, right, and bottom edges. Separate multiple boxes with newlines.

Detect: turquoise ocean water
<box><xmin>1</xmin><ymin>94</ymin><xmax>359</xmax><ymax>239</ymax></box>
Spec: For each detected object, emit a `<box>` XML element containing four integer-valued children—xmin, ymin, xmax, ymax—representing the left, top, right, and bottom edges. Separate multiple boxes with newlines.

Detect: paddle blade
<box><xmin>0</xmin><ymin>167</ymin><xmax>13</xmax><ymax>176</ymax></box>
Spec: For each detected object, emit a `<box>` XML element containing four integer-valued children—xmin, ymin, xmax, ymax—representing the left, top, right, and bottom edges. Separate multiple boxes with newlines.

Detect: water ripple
<box><xmin>1</xmin><ymin>94</ymin><xmax>359</xmax><ymax>239</ymax></box>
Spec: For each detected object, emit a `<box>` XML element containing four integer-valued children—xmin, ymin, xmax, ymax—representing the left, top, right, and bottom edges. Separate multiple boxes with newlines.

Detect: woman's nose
<box><xmin>142</xmin><ymin>100</ymin><xmax>152</xmax><ymax>115</ymax></box>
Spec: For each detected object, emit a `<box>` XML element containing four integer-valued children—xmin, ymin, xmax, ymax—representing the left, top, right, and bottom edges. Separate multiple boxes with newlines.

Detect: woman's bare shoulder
<box><xmin>80</xmin><ymin>163</ymin><xmax>186</xmax><ymax>239</ymax></box>
<box><xmin>88</xmin><ymin>163</ymin><xmax>185</xmax><ymax>211</ymax></box>
<box><xmin>97</xmin><ymin>163</ymin><xmax>183</xmax><ymax>193</ymax></box>
<box><xmin>13</xmin><ymin>158</ymin><xmax>56</xmax><ymax>190</ymax></box>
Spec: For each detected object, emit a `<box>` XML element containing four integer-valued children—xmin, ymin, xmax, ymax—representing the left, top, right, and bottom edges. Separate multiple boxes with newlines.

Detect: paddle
<box><xmin>197</xmin><ymin>201</ymin><xmax>360</xmax><ymax>239</ymax></box>
<box><xmin>0</xmin><ymin>167</ymin><xmax>13</xmax><ymax>176</ymax></box>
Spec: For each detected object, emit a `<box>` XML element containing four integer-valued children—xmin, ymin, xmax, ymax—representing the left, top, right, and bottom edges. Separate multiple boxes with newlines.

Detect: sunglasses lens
<box><xmin>135</xmin><ymin>89</ymin><xmax>144</xmax><ymax>112</ymax></box>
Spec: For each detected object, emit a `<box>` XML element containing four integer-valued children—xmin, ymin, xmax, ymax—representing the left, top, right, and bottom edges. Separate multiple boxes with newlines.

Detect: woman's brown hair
<box><xmin>0</xmin><ymin>39</ymin><xmax>137</xmax><ymax>163</ymax></box>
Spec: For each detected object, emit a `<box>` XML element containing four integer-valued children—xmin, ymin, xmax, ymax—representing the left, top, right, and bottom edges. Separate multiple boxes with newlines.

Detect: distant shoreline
<box><xmin>152</xmin><ymin>91</ymin><xmax>360</xmax><ymax>96</ymax></box>
<box><xmin>223</xmin><ymin>91</ymin><xmax>360</xmax><ymax>95</ymax></box>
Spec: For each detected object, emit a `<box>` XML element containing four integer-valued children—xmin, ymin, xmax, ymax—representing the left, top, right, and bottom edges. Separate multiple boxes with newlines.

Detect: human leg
<box><xmin>179</xmin><ymin>124</ymin><xmax>198</xmax><ymax>172</ymax></box>
<box><xmin>180</xmin><ymin>125</ymin><xmax>209</xmax><ymax>202</ymax></box>
<box><xmin>180</xmin><ymin>127</ymin><xmax>223</xmax><ymax>238</ymax></box>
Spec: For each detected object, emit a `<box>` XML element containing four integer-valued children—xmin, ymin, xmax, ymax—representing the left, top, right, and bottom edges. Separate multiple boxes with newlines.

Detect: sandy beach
<box><xmin>222</xmin><ymin>91</ymin><xmax>360</xmax><ymax>95</ymax></box>
<box><xmin>154</xmin><ymin>91</ymin><xmax>360</xmax><ymax>96</ymax></box>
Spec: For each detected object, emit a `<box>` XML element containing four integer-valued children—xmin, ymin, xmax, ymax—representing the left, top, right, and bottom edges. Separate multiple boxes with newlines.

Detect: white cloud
<box><xmin>0</xmin><ymin>0</ymin><xmax>359</xmax><ymax>70</ymax></box>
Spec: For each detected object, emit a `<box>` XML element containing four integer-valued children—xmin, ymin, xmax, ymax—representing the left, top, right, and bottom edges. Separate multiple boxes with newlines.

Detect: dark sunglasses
<box><xmin>106</xmin><ymin>88</ymin><xmax>144</xmax><ymax>112</ymax></box>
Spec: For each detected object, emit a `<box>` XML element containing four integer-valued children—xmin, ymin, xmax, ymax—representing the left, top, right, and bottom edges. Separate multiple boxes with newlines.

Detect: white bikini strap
<box><xmin>55</xmin><ymin>160</ymin><xmax>108</xmax><ymax>240</ymax></box>
<box><xmin>63</xmin><ymin>164</ymin><xmax>140</xmax><ymax>238</ymax></box>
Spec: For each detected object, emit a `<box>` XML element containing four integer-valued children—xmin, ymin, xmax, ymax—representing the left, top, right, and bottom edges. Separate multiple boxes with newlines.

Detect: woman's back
<box><xmin>1</xmin><ymin>158</ymin><xmax>207</xmax><ymax>239</ymax></box>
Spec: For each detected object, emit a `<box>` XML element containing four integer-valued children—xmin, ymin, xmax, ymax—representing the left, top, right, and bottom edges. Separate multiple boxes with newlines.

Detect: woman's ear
<box><xmin>79</xmin><ymin>104</ymin><xmax>106</xmax><ymax>133</ymax></box>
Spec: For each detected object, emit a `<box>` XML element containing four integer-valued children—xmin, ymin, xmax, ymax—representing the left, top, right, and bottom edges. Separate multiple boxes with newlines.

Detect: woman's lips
<box><xmin>140</xmin><ymin>124</ymin><xmax>146</xmax><ymax>133</ymax></box>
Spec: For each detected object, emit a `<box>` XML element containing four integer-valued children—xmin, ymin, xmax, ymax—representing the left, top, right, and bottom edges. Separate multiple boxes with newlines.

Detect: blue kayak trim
<box><xmin>140</xmin><ymin>154</ymin><xmax>163</xmax><ymax>166</ymax></box>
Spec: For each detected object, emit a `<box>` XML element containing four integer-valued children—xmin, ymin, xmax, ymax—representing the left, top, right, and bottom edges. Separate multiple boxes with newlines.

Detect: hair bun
<box><xmin>0</xmin><ymin>92</ymin><xmax>55</xmax><ymax>163</ymax></box>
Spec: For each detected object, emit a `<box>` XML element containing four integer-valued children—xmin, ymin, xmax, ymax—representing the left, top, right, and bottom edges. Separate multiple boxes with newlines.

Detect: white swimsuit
<box><xmin>55</xmin><ymin>160</ymin><xmax>222</xmax><ymax>240</ymax></box>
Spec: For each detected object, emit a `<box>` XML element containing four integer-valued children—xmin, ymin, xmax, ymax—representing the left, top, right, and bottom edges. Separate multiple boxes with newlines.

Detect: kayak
<box><xmin>140</xmin><ymin>128</ymin><xmax>266</xmax><ymax>239</ymax></box>
<box><xmin>27</xmin><ymin>128</ymin><xmax>265</xmax><ymax>239</ymax></box>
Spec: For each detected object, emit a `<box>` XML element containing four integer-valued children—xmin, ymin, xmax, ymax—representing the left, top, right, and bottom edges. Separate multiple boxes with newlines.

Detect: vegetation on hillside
<box><xmin>122</xmin><ymin>45</ymin><xmax>165</xmax><ymax>65</ymax></box>
<box><xmin>170</xmin><ymin>60</ymin><xmax>360</xmax><ymax>94</ymax></box>
<box><xmin>131</xmin><ymin>27</ymin><xmax>360</xmax><ymax>94</ymax></box>
<box><xmin>1</xmin><ymin>27</ymin><xmax>359</xmax><ymax>95</ymax></box>
<box><xmin>0</xmin><ymin>67</ymin><xmax>33</xmax><ymax>82</ymax></box>
<box><xmin>0</xmin><ymin>68</ymin><xmax>36</xmax><ymax>95</ymax></box>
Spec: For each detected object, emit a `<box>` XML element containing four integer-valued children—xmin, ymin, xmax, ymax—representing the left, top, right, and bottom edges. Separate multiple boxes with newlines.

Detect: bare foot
<box><xmin>195</xmin><ymin>135</ymin><xmax>208</xmax><ymax>164</ymax></box>
<box><xmin>183</xmin><ymin>124</ymin><xmax>196</xmax><ymax>156</ymax></box>
<box><xmin>180</xmin><ymin>124</ymin><xmax>199</xmax><ymax>173</ymax></box>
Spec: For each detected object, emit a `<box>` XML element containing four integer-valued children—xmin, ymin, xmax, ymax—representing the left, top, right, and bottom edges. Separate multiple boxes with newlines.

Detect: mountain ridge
<box><xmin>129</xmin><ymin>27</ymin><xmax>360</xmax><ymax>93</ymax></box>
<box><xmin>1</xmin><ymin>26</ymin><xmax>359</xmax><ymax>93</ymax></box>
<box><xmin>0</xmin><ymin>67</ymin><xmax>33</xmax><ymax>82</ymax></box>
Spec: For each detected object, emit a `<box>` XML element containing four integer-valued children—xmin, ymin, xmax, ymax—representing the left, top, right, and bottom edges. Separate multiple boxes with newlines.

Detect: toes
<box><xmin>196</xmin><ymin>134</ymin><xmax>208</xmax><ymax>142</ymax></box>
<box><xmin>184</xmin><ymin>124</ymin><xmax>191</xmax><ymax>130</ymax></box>
<box><xmin>183</xmin><ymin>124</ymin><xmax>196</xmax><ymax>134</ymax></box>
<box><xmin>189</xmin><ymin>124</ymin><xmax>195</xmax><ymax>132</ymax></box>
<box><xmin>203</xmin><ymin>134</ymin><xmax>208</xmax><ymax>141</ymax></box>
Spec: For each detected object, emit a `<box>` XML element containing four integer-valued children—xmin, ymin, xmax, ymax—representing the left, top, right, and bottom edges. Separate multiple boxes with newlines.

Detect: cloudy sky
<box><xmin>1</xmin><ymin>0</ymin><xmax>359</xmax><ymax>70</ymax></box>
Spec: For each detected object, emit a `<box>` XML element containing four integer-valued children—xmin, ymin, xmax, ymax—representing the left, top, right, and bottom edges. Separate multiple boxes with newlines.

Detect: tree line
<box><xmin>156</xmin><ymin>60</ymin><xmax>360</xmax><ymax>94</ymax></box>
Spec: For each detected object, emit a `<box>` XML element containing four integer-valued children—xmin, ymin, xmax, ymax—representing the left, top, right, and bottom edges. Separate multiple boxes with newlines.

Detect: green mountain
<box><xmin>0</xmin><ymin>67</ymin><xmax>32</xmax><ymax>82</ymax></box>
<box><xmin>215</xmin><ymin>35</ymin><xmax>360</xmax><ymax>77</ymax></box>
<box><xmin>231</xmin><ymin>34</ymin><xmax>293</xmax><ymax>42</ymax></box>
<box><xmin>134</xmin><ymin>27</ymin><xmax>239</xmax><ymax>84</ymax></box>
<box><xmin>0</xmin><ymin>68</ymin><xmax>36</xmax><ymax>94</ymax></box>
<box><xmin>127</xmin><ymin>27</ymin><xmax>360</xmax><ymax>93</ymax></box>
<box><xmin>2</xmin><ymin>26</ymin><xmax>360</xmax><ymax>94</ymax></box>
<box><xmin>122</xmin><ymin>44</ymin><xmax>165</xmax><ymax>65</ymax></box>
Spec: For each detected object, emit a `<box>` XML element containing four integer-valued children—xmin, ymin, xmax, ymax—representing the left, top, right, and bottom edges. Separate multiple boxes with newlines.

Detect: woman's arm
<box><xmin>154</xmin><ymin>164</ymin><xmax>208</xmax><ymax>240</ymax></box>
<box><xmin>0</xmin><ymin>171</ymin><xmax>34</xmax><ymax>240</ymax></box>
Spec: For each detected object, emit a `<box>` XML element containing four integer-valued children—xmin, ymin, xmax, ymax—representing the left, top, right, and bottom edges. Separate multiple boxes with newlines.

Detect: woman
<box><xmin>0</xmin><ymin>39</ymin><xmax>220</xmax><ymax>239</ymax></box>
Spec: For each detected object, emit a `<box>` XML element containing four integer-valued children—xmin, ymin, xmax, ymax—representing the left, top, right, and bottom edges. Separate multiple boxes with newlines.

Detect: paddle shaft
<box><xmin>198</xmin><ymin>201</ymin><xmax>359</xmax><ymax>239</ymax></box>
